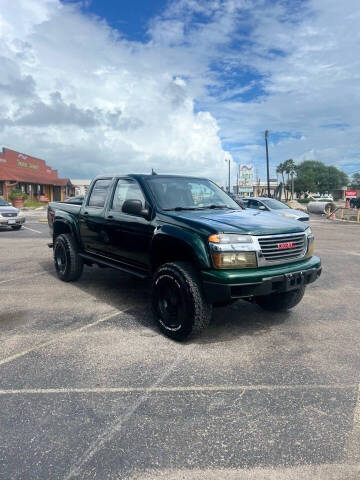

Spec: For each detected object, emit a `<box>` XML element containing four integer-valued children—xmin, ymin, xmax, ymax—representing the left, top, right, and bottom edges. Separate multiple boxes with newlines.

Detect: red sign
<box><xmin>345</xmin><ymin>190</ymin><xmax>357</xmax><ymax>198</ymax></box>
<box><xmin>278</xmin><ymin>241</ymin><xmax>296</xmax><ymax>250</ymax></box>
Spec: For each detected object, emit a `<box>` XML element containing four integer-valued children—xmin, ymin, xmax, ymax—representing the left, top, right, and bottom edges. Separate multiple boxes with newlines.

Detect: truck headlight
<box><xmin>209</xmin><ymin>234</ymin><xmax>253</xmax><ymax>244</ymax></box>
<box><xmin>305</xmin><ymin>227</ymin><xmax>315</xmax><ymax>256</ymax></box>
<box><xmin>212</xmin><ymin>251</ymin><xmax>257</xmax><ymax>269</ymax></box>
<box><xmin>209</xmin><ymin>234</ymin><xmax>257</xmax><ymax>269</ymax></box>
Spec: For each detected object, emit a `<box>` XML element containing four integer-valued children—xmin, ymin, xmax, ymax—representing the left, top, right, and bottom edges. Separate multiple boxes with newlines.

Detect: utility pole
<box><xmin>236</xmin><ymin>171</ymin><xmax>239</xmax><ymax>195</ymax></box>
<box><xmin>265</xmin><ymin>130</ymin><xmax>271</xmax><ymax>197</ymax></box>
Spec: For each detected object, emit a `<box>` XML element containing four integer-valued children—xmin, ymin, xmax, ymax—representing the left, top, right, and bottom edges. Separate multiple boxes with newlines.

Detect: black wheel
<box><xmin>53</xmin><ymin>233</ymin><xmax>83</xmax><ymax>282</ymax></box>
<box><xmin>255</xmin><ymin>286</ymin><xmax>305</xmax><ymax>312</ymax></box>
<box><xmin>11</xmin><ymin>225</ymin><xmax>22</xmax><ymax>230</ymax></box>
<box><xmin>152</xmin><ymin>261</ymin><xmax>212</xmax><ymax>340</ymax></box>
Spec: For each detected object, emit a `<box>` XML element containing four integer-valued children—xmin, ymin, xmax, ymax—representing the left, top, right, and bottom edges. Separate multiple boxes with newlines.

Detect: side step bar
<box><xmin>78</xmin><ymin>253</ymin><xmax>149</xmax><ymax>279</ymax></box>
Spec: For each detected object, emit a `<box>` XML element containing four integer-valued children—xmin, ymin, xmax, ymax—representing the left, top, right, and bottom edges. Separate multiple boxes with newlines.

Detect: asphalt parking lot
<box><xmin>0</xmin><ymin>212</ymin><xmax>359</xmax><ymax>479</ymax></box>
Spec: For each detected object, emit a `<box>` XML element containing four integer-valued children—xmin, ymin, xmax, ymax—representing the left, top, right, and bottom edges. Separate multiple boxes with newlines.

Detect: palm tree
<box><xmin>284</xmin><ymin>159</ymin><xmax>296</xmax><ymax>200</ymax></box>
<box><xmin>276</xmin><ymin>162</ymin><xmax>286</xmax><ymax>199</ymax></box>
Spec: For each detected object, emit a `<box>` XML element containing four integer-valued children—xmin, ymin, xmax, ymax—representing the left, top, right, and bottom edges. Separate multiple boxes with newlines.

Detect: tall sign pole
<box><xmin>265</xmin><ymin>130</ymin><xmax>271</xmax><ymax>197</ymax></box>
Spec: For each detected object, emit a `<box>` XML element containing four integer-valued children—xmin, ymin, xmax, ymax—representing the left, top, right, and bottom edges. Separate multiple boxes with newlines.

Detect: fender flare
<box><xmin>53</xmin><ymin>211</ymin><xmax>81</xmax><ymax>247</ymax></box>
<box><xmin>151</xmin><ymin>223</ymin><xmax>211</xmax><ymax>270</ymax></box>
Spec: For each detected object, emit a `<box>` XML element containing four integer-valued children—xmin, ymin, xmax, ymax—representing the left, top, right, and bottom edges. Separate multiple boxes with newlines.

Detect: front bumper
<box><xmin>0</xmin><ymin>216</ymin><xmax>26</xmax><ymax>226</ymax></box>
<box><xmin>202</xmin><ymin>255</ymin><xmax>321</xmax><ymax>303</ymax></box>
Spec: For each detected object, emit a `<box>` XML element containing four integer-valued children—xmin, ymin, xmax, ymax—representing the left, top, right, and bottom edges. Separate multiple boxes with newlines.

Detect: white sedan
<box><xmin>242</xmin><ymin>197</ymin><xmax>310</xmax><ymax>223</ymax></box>
<box><xmin>0</xmin><ymin>198</ymin><xmax>26</xmax><ymax>230</ymax></box>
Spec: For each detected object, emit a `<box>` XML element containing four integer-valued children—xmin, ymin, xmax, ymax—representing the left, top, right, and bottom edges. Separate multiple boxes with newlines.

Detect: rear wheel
<box><xmin>152</xmin><ymin>261</ymin><xmax>212</xmax><ymax>340</ymax></box>
<box><xmin>53</xmin><ymin>233</ymin><xmax>83</xmax><ymax>282</ymax></box>
<box><xmin>255</xmin><ymin>286</ymin><xmax>305</xmax><ymax>312</ymax></box>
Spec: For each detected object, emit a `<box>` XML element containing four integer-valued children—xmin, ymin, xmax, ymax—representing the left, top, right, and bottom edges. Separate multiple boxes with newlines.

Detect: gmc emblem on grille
<box><xmin>278</xmin><ymin>241</ymin><xmax>296</xmax><ymax>250</ymax></box>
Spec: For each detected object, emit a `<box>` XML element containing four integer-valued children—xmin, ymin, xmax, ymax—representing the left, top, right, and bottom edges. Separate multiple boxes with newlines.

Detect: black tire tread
<box><xmin>255</xmin><ymin>286</ymin><xmax>305</xmax><ymax>312</ymax></box>
<box><xmin>54</xmin><ymin>233</ymin><xmax>83</xmax><ymax>282</ymax></box>
<box><xmin>152</xmin><ymin>261</ymin><xmax>212</xmax><ymax>340</ymax></box>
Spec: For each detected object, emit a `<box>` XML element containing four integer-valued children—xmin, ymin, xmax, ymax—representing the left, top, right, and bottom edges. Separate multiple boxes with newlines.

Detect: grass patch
<box><xmin>23</xmin><ymin>200</ymin><xmax>47</xmax><ymax>208</ymax></box>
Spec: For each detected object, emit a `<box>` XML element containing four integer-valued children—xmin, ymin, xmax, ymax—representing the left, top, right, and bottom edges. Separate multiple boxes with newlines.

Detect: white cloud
<box><xmin>0</xmin><ymin>0</ymin><xmax>235</xmax><ymax>182</ymax></box>
<box><xmin>200</xmin><ymin>0</ymin><xmax>360</xmax><ymax>175</ymax></box>
<box><xmin>1</xmin><ymin>0</ymin><xmax>359</xmax><ymax>185</ymax></box>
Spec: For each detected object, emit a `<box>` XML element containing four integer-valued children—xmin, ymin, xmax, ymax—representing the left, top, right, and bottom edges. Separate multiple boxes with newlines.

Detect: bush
<box><xmin>297</xmin><ymin>198</ymin><xmax>311</xmax><ymax>204</ymax></box>
<box><xmin>8</xmin><ymin>188</ymin><xmax>28</xmax><ymax>200</ymax></box>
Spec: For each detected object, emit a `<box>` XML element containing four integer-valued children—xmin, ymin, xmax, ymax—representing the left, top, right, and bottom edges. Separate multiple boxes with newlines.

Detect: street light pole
<box><xmin>265</xmin><ymin>130</ymin><xmax>271</xmax><ymax>197</ymax></box>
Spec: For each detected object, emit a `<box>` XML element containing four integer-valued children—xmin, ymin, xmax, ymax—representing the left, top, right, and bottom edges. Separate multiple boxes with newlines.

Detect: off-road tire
<box><xmin>152</xmin><ymin>261</ymin><xmax>212</xmax><ymax>341</ymax></box>
<box><xmin>255</xmin><ymin>286</ymin><xmax>305</xmax><ymax>312</ymax></box>
<box><xmin>53</xmin><ymin>233</ymin><xmax>83</xmax><ymax>282</ymax></box>
<box><xmin>11</xmin><ymin>225</ymin><xmax>22</xmax><ymax>230</ymax></box>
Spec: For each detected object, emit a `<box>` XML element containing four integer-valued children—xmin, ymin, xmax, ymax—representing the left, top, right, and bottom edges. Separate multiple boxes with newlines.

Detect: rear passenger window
<box><xmin>88</xmin><ymin>179</ymin><xmax>111</xmax><ymax>207</ymax></box>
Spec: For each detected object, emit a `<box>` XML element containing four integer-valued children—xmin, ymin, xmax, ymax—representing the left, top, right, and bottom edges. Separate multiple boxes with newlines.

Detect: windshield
<box><xmin>145</xmin><ymin>177</ymin><xmax>241</xmax><ymax>211</ymax></box>
<box><xmin>262</xmin><ymin>199</ymin><xmax>290</xmax><ymax>210</ymax></box>
<box><xmin>0</xmin><ymin>198</ymin><xmax>9</xmax><ymax>206</ymax></box>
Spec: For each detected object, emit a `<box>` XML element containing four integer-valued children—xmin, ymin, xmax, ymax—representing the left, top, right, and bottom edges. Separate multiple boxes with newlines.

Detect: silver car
<box><xmin>0</xmin><ymin>198</ymin><xmax>26</xmax><ymax>230</ymax></box>
<box><xmin>242</xmin><ymin>197</ymin><xmax>310</xmax><ymax>222</ymax></box>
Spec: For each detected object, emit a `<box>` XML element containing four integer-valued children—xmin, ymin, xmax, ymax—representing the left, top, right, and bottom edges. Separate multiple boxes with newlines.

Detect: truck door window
<box><xmin>88</xmin><ymin>179</ymin><xmax>111</xmax><ymax>207</ymax></box>
<box><xmin>112</xmin><ymin>179</ymin><xmax>145</xmax><ymax>212</ymax></box>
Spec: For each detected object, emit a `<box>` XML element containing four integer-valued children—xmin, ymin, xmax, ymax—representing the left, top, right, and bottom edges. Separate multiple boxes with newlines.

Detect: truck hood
<box><xmin>160</xmin><ymin>209</ymin><xmax>307</xmax><ymax>236</ymax></box>
<box><xmin>270</xmin><ymin>208</ymin><xmax>309</xmax><ymax>219</ymax></box>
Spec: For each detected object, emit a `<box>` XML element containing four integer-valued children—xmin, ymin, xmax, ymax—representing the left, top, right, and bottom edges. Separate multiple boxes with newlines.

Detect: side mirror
<box><xmin>259</xmin><ymin>205</ymin><xmax>266</xmax><ymax>211</ymax></box>
<box><xmin>122</xmin><ymin>199</ymin><xmax>149</xmax><ymax>218</ymax></box>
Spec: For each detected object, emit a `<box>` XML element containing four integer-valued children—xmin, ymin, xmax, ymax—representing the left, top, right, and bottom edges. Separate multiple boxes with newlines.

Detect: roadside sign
<box><xmin>345</xmin><ymin>190</ymin><xmax>357</xmax><ymax>198</ymax></box>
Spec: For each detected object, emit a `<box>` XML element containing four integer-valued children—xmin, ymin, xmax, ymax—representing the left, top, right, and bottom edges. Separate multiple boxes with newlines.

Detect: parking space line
<box><xmin>0</xmin><ymin>383</ymin><xmax>355</xmax><ymax>396</ymax></box>
<box><xmin>23</xmin><ymin>226</ymin><xmax>42</xmax><ymax>234</ymax></box>
<box><xmin>345</xmin><ymin>384</ymin><xmax>360</xmax><ymax>462</ymax></box>
<box><xmin>0</xmin><ymin>309</ymin><xmax>130</xmax><ymax>367</ymax></box>
<box><xmin>64</xmin><ymin>345</ymin><xmax>196</xmax><ymax>480</ymax></box>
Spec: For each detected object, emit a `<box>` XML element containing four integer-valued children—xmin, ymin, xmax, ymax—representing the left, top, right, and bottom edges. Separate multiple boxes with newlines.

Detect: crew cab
<box><xmin>48</xmin><ymin>175</ymin><xmax>321</xmax><ymax>340</ymax></box>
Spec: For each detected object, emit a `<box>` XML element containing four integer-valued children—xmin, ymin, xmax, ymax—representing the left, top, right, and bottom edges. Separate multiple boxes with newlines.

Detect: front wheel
<box><xmin>255</xmin><ymin>286</ymin><xmax>305</xmax><ymax>312</ymax></box>
<box><xmin>11</xmin><ymin>225</ymin><xmax>22</xmax><ymax>230</ymax></box>
<box><xmin>53</xmin><ymin>233</ymin><xmax>83</xmax><ymax>282</ymax></box>
<box><xmin>152</xmin><ymin>261</ymin><xmax>212</xmax><ymax>341</ymax></box>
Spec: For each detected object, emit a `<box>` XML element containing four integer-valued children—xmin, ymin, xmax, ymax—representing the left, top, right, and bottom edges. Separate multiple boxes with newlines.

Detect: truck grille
<box><xmin>1</xmin><ymin>212</ymin><xmax>17</xmax><ymax>217</ymax></box>
<box><xmin>258</xmin><ymin>233</ymin><xmax>306</xmax><ymax>262</ymax></box>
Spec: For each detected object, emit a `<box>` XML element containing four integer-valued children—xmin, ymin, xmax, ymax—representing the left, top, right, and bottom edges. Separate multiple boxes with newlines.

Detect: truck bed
<box><xmin>48</xmin><ymin>201</ymin><xmax>81</xmax><ymax>230</ymax></box>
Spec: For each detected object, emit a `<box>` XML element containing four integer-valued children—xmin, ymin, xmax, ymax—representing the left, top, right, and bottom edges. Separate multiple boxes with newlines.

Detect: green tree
<box><xmin>351</xmin><ymin>173</ymin><xmax>360</xmax><ymax>187</ymax></box>
<box><xmin>293</xmin><ymin>161</ymin><xmax>348</xmax><ymax>196</ymax></box>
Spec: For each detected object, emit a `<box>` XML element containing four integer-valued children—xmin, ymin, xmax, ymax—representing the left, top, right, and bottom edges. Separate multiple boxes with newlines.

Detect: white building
<box><xmin>69</xmin><ymin>179</ymin><xmax>91</xmax><ymax>197</ymax></box>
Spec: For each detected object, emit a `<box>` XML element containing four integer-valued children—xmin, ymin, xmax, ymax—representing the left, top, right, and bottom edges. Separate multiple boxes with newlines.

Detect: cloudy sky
<box><xmin>0</xmin><ymin>0</ymin><xmax>359</xmax><ymax>184</ymax></box>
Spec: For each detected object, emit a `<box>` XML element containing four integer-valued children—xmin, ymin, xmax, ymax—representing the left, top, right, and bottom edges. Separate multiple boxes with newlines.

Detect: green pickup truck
<box><xmin>48</xmin><ymin>174</ymin><xmax>321</xmax><ymax>340</ymax></box>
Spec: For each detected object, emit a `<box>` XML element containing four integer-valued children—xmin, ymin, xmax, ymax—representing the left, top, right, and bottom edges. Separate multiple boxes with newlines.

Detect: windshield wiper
<box><xmin>200</xmin><ymin>205</ymin><xmax>234</xmax><ymax>209</ymax></box>
<box><xmin>163</xmin><ymin>207</ymin><xmax>198</xmax><ymax>211</ymax></box>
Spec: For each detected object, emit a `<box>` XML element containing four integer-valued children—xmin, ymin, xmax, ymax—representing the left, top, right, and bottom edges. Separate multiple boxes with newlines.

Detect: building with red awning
<box><xmin>0</xmin><ymin>148</ymin><xmax>73</xmax><ymax>202</ymax></box>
